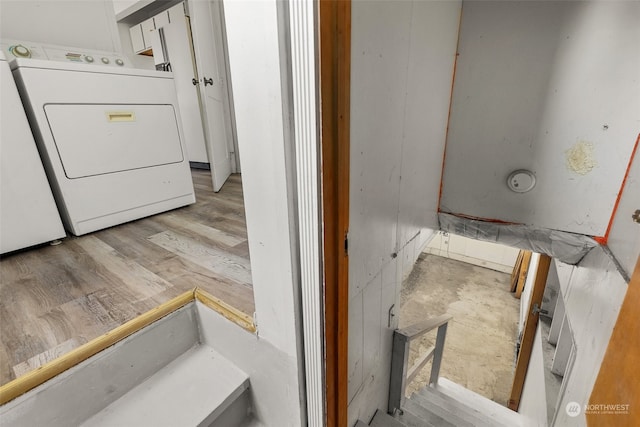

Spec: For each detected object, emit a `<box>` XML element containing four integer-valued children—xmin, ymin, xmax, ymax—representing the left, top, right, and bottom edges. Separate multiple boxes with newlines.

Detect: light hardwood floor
<box><xmin>0</xmin><ymin>170</ymin><xmax>253</xmax><ymax>385</ymax></box>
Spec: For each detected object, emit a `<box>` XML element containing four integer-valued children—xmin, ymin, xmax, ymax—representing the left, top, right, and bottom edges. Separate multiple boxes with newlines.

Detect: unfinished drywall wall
<box><xmin>0</xmin><ymin>1</ymin><xmax>121</xmax><ymax>51</ymax></box>
<box><xmin>348</xmin><ymin>1</ymin><xmax>461</xmax><ymax>424</ymax></box>
<box><xmin>440</xmin><ymin>1</ymin><xmax>640</xmax><ymax>238</ymax></box>
<box><xmin>607</xmin><ymin>140</ymin><xmax>639</xmax><ymax>281</ymax></box>
<box><xmin>524</xmin><ymin>247</ymin><xmax>628</xmax><ymax>426</ymax></box>
<box><xmin>426</xmin><ymin>232</ymin><xmax>519</xmax><ymax>273</ymax></box>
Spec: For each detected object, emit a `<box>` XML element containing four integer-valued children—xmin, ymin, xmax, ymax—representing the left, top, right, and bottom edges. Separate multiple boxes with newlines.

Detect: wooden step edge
<box><xmin>194</xmin><ymin>288</ymin><xmax>256</xmax><ymax>333</ymax></box>
<box><xmin>0</xmin><ymin>290</ymin><xmax>195</xmax><ymax>406</ymax></box>
<box><xmin>370</xmin><ymin>409</ymin><xmax>406</xmax><ymax>427</ymax></box>
<box><xmin>402</xmin><ymin>398</ymin><xmax>457</xmax><ymax>427</ymax></box>
<box><xmin>409</xmin><ymin>392</ymin><xmax>475</xmax><ymax>427</ymax></box>
<box><xmin>395</xmin><ymin>407</ymin><xmax>437</xmax><ymax>427</ymax></box>
<box><xmin>417</xmin><ymin>386</ymin><xmax>496</xmax><ymax>426</ymax></box>
<box><xmin>434</xmin><ymin>378</ymin><xmax>526</xmax><ymax>426</ymax></box>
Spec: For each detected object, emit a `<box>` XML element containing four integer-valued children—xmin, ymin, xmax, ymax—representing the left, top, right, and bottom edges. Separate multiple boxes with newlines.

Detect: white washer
<box><xmin>7</xmin><ymin>41</ymin><xmax>196</xmax><ymax>236</ymax></box>
<box><xmin>0</xmin><ymin>50</ymin><xmax>66</xmax><ymax>254</ymax></box>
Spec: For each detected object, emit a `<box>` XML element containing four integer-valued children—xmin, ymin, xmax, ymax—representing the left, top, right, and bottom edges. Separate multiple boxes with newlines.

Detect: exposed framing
<box><xmin>319</xmin><ymin>1</ymin><xmax>351</xmax><ymax>426</ymax></box>
<box><xmin>514</xmin><ymin>251</ymin><xmax>533</xmax><ymax>299</ymax></box>
<box><xmin>508</xmin><ymin>254</ymin><xmax>552</xmax><ymax>411</ymax></box>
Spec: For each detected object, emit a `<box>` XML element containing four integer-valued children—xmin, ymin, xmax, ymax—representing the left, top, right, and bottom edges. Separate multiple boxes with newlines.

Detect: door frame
<box><xmin>508</xmin><ymin>254</ymin><xmax>552</xmax><ymax>410</ymax></box>
<box><xmin>319</xmin><ymin>1</ymin><xmax>351</xmax><ymax>426</ymax></box>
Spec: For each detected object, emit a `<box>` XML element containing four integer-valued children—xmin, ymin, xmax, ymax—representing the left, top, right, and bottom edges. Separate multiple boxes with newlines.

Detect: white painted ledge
<box><xmin>82</xmin><ymin>344</ymin><xmax>249</xmax><ymax>427</ymax></box>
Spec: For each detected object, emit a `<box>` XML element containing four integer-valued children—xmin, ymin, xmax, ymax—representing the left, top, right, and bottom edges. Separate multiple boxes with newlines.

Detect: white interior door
<box><xmin>163</xmin><ymin>3</ymin><xmax>210</xmax><ymax>164</ymax></box>
<box><xmin>188</xmin><ymin>0</ymin><xmax>233</xmax><ymax>192</ymax></box>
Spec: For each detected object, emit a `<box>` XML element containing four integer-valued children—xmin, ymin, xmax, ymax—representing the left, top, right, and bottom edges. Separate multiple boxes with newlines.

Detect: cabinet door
<box><xmin>129</xmin><ymin>24</ymin><xmax>145</xmax><ymax>53</ymax></box>
<box><xmin>154</xmin><ymin>11</ymin><xmax>170</xmax><ymax>29</ymax></box>
<box><xmin>141</xmin><ymin>17</ymin><xmax>156</xmax><ymax>49</ymax></box>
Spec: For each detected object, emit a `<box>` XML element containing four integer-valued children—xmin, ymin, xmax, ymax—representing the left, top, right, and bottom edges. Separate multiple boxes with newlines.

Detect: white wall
<box><xmin>440</xmin><ymin>1</ymin><xmax>640</xmax><ymax>238</ymax></box>
<box><xmin>607</xmin><ymin>140</ymin><xmax>639</xmax><ymax>281</ymax></box>
<box><xmin>348</xmin><ymin>1</ymin><xmax>461</xmax><ymax>424</ymax></box>
<box><xmin>112</xmin><ymin>0</ymin><xmax>141</xmax><ymax>16</ymax></box>
<box><xmin>221</xmin><ymin>1</ymin><xmax>303</xmax><ymax>423</ymax></box>
<box><xmin>196</xmin><ymin>303</ymin><xmax>303</xmax><ymax>426</ymax></box>
<box><xmin>519</xmin><ymin>324</ymin><xmax>548</xmax><ymax>427</ymax></box>
<box><xmin>223</xmin><ymin>0</ymin><xmax>300</xmax><ymax>364</ymax></box>
<box><xmin>519</xmin><ymin>253</ymin><xmax>540</xmax><ymax>331</ymax></box>
<box><xmin>426</xmin><ymin>232</ymin><xmax>519</xmax><ymax>273</ymax></box>
<box><xmin>0</xmin><ymin>1</ymin><xmax>121</xmax><ymax>52</ymax></box>
<box><xmin>520</xmin><ymin>247</ymin><xmax>628</xmax><ymax>426</ymax></box>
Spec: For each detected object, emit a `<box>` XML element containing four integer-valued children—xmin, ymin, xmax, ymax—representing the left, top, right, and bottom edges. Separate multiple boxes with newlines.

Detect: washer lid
<box><xmin>44</xmin><ymin>104</ymin><xmax>184</xmax><ymax>179</ymax></box>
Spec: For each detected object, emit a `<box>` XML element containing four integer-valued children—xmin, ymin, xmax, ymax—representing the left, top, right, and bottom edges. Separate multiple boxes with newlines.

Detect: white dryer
<box><xmin>0</xmin><ymin>50</ymin><xmax>66</xmax><ymax>254</ymax></box>
<box><xmin>6</xmin><ymin>41</ymin><xmax>195</xmax><ymax>236</ymax></box>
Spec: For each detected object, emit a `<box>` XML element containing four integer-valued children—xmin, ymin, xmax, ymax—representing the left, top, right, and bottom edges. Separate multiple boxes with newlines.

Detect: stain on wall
<box><xmin>565</xmin><ymin>140</ymin><xmax>597</xmax><ymax>175</ymax></box>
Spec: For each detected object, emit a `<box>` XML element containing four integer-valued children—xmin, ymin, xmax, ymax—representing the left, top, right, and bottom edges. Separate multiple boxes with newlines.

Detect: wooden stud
<box><xmin>587</xmin><ymin>256</ymin><xmax>640</xmax><ymax>426</ymax></box>
<box><xmin>319</xmin><ymin>1</ymin><xmax>351</xmax><ymax>426</ymax></box>
<box><xmin>508</xmin><ymin>254</ymin><xmax>552</xmax><ymax>411</ymax></box>
<box><xmin>0</xmin><ymin>290</ymin><xmax>195</xmax><ymax>405</ymax></box>
<box><xmin>510</xmin><ymin>250</ymin><xmax>524</xmax><ymax>292</ymax></box>
<box><xmin>514</xmin><ymin>251</ymin><xmax>533</xmax><ymax>299</ymax></box>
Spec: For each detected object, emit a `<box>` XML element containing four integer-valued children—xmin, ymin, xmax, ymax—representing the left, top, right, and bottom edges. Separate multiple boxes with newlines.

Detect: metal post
<box><xmin>388</xmin><ymin>332</ymin><xmax>409</xmax><ymax>414</ymax></box>
<box><xmin>429</xmin><ymin>323</ymin><xmax>448</xmax><ymax>386</ymax></box>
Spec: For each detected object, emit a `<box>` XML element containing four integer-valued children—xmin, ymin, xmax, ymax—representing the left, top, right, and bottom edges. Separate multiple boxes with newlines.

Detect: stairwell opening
<box><xmin>398</xmin><ymin>232</ymin><xmax>520</xmax><ymax>406</ymax></box>
<box><xmin>396</xmin><ymin>231</ymin><xmax>576</xmax><ymax>424</ymax></box>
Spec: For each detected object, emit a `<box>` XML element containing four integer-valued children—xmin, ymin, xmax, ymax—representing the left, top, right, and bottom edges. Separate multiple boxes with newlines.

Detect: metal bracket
<box><xmin>388</xmin><ymin>304</ymin><xmax>396</xmax><ymax>327</ymax></box>
<box><xmin>344</xmin><ymin>232</ymin><xmax>349</xmax><ymax>256</ymax></box>
<box><xmin>532</xmin><ymin>303</ymin><xmax>549</xmax><ymax>316</ymax></box>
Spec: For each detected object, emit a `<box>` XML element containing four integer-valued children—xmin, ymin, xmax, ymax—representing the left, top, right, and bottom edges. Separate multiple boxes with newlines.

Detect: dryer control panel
<box><xmin>0</xmin><ymin>39</ymin><xmax>130</xmax><ymax>68</ymax></box>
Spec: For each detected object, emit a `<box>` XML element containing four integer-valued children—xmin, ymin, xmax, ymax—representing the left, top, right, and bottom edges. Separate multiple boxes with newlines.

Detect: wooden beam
<box><xmin>319</xmin><ymin>1</ymin><xmax>351</xmax><ymax>426</ymax></box>
<box><xmin>514</xmin><ymin>251</ymin><xmax>533</xmax><ymax>299</ymax></box>
<box><xmin>508</xmin><ymin>254</ymin><xmax>551</xmax><ymax>411</ymax></box>
<box><xmin>587</xmin><ymin>256</ymin><xmax>640</xmax><ymax>426</ymax></box>
<box><xmin>510</xmin><ymin>250</ymin><xmax>524</xmax><ymax>292</ymax></box>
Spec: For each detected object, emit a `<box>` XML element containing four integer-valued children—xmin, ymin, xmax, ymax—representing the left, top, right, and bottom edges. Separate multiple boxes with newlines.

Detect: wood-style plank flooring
<box><xmin>0</xmin><ymin>170</ymin><xmax>253</xmax><ymax>385</ymax></box>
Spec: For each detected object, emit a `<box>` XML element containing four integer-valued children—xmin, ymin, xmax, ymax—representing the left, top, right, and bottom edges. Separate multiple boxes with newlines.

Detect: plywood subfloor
<box><xmin>0</xmin><ymin>170</ymin><xmax>253</xmax><ymax>385</ymax></box>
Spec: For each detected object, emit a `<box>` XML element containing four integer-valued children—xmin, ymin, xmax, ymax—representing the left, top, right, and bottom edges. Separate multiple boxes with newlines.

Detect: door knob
<box><xmin>204</xmin><ymin>77</ymin><xmax>214</xmax><ymax>86</ymax></box>
<box><xmin>192</xmin><ymin>78</ymin><xmax>198</xmax><ymax>85</ymax></box>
